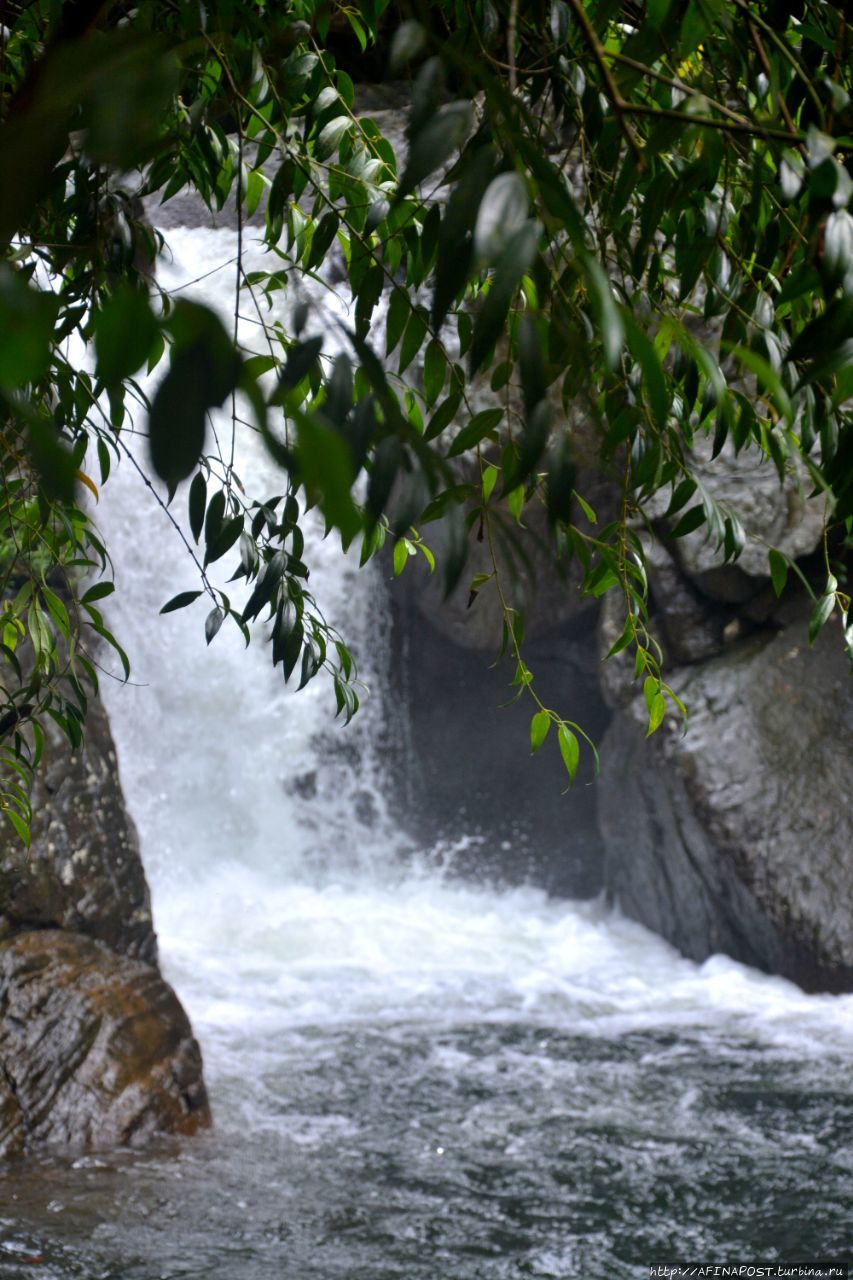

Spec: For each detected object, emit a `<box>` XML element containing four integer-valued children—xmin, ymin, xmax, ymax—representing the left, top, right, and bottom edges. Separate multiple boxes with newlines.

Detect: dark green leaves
<box><xmin>398</xmin><ymin>101</ymin><xmax>474</xmax><ymax>198</ymax></box>
<box><xmin>432</xmin><ymin>145</ymin><xmax>497</xmax><ymax>328</ymax></box>
<box><xmin>160</xmin><ymin>590</ymin><xmax>204</xmax><ymax>614</ymax></box>
<box><xmin>583</xmin><ymin>257</ymin><xmax>623</xmax><ymax>373</ymax></box>
<box><xmin>149</xmin><ymin>302</ymin><xmax>240</xmax><ymax>495</ymax></box>
<box><xmin>95</xmin><ymin>287</ymin><xmax>159</xmax><ymax>384</ymax></box>
<box><xmin>447</xmin><ymin>408</ymin><xmax>503</xmax><ymax>457</ymax></box>
<box><xmin>0</xmin><ymin>266</ymin><xmax>58</xmax><ymax>389</ymax></box>
<box><xmin>474</xmin><ymin>172</ymin><xmax>529</xmax><ymax>264</ymax></box>
<box><xmin>469</xmin><ymin>221</ymin><xmax>541</xmax><ymax>376</ymax></box>
<box><xmin>768</xmin><ymin>548</ymin><xmax>788</xmax><ymax>598</ymax></box>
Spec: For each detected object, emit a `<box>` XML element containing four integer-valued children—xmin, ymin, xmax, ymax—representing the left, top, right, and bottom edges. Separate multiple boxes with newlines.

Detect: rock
<box><xmin>389</xmin><ymin>583</ymin><xmax>609</xmax><ymax>898</ymax></box>
<box><xmin>598</xmin><ymin>604</ymin><xmax>853</xmax><ymax>992</ymax></box>
<box><xmin>0</xmin><ymin>930</ymin><xmax>209</xmax><ymax>1158</ymax></box>
<box><xmin>0</xmin><ymin>697</ymin><xmax>156</xmax><ymax>965</ymax></box>
<box><xmin>645</xmin><ymin>535</ymin><xmax>727</xmax><ymax>666</ymax></box>
<box><xmin>650</xmin><ymin>436</ymin><xmax>825</xmax><ymax>603</ymax></box>
<box><xmin>0</xmin><ymin>692</ymin><xmax>210</xmax><ymax>1158</ymax></box>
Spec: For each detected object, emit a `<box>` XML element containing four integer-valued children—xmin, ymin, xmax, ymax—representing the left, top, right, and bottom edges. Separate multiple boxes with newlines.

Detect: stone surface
<box><xmin>0</xmin><ymin>697</ymin><xmax>156</xmax><ymax>965</ymax></box>
<box><xmin>0</xmin><ymin>930</ymin><xmax>209</xmax><ymax>1158</ymax></box>
<box><xmin>645</xmin><ymin>535</ymin><xmax>728</xmax><ymax>666</ymax></box>
<box><xmin>389</xmin><ymin>582</ymin><xmax>609</xmax><ymax>898</ymax></box>
<box><xmin>598</xmin><ymin>604</ymin><xmax>853</xmax><ymax>992</ymax></box>
<box><xmin>649</xmin><ymin>436</ymin><xmax>825</xmax><ymax>603</ymax></box>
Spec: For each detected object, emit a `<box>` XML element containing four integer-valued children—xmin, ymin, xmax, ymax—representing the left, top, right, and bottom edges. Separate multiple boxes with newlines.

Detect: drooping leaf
<box><xmin>530</xmin><ymin>709</ymin><xmax>550</xmax><ymax>754</ymax></box>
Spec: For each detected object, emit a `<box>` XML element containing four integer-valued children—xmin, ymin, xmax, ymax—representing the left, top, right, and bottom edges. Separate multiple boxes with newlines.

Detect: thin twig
<box><xmin>507</xmin><ymin>0</ymin><xmax>518</xmax><ymax>94</ymax></box>
<box><xmin>565</xmin><ymin>0</ymin><xmax>645</xmax><ymax>168</ymax></box>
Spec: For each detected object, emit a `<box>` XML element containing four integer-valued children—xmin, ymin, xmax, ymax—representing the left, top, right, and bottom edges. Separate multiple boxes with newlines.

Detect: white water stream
<box><xmin>2</xmin><ymin>226</ymin><xmax>850</xmax><ymax>1279</ymax></box>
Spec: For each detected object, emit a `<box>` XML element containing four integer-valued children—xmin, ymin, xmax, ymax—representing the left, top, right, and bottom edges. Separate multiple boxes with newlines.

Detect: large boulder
<box><xmin>598</xmin><ymin>603</ymin><xmax>853</xmax><ymax>992</ymax></box>
<box><xmin>0</xmin><ymin>696</ymin><xmax>210</xmax><ymax>1158</ymax></box>
<box><xmin>0</xmin><ymin>698</ymin><xmax>156</xmax><ymax>964</ymax></box>
<box><xmin>0</xmin><ymin>930</ymin><xmax>208</xmax><ymax>1157</ymax></box>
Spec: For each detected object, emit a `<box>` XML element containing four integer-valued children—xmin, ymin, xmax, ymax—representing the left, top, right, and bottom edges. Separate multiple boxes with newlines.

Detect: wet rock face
<box><xmin>390</xmin><ymin>583</ymin><xmax>609</xmax><ymax>899</ymax></box>
<box><xmin>0</xmin><ymin>931</ymin><xmax>209</xmax><ymax>1158</ymax></box>
<box><xmin>0</xmin><ymin>698</ymin><xmax>156</xmax><ymax>965</ymax></box>
<box><xmin>598</xmin><ymin>607</ymin><xmax>853</xmax><ymax>993</ymax></box>
<box><xmin>0</xmin><ymin>694</ymin><xmax>210</xmax><ymax>1158</ymax></box>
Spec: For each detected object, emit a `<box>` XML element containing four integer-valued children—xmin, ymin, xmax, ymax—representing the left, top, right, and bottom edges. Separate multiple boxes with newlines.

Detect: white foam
<box><xmin>96</xmin><ymin>225</ymin><xmax>853</xmax><ymax>1107</ymax></box>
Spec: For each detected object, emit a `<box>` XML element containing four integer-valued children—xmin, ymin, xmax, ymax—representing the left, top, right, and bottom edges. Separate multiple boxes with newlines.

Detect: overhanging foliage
<box><xmin>1</xmin><ymin>0</ymin><xmax>852</xmax><ymax>841</ymax></box>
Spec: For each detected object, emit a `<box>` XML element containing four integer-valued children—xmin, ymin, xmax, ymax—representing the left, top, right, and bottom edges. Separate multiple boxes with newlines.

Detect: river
<box><xmin>1</xmin><ymin>227</ymin><xmax>850</xmax><ymax>1280</ymax></box>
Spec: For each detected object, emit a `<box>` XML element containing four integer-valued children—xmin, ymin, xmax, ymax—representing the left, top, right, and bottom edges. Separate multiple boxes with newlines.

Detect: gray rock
<box><xmin>645</xmin><ymin>535</ymin><xmax>727</xmax><ymax>666</ymax></box>
<box><xmin>0</xmin><ymin>697</ymin><xmax>156</xmax><ymax>965</ymax></box>
<box><xmin>650</xmin><ymin>437</ymin><xmax>825</xmax><ymax>602</ymax></box>
<box><xmin>0</xmin><ymin>930</ymin><xmax>209</xmax><ymax>1157</ymax></box>
<box><xmin>598</xmin><ymin>605</ymin><xmax>853</xmax><ymax>992</ymax></box>
<box><xmin>389</xmin><ymin>581</ymin><xmax>609</xmax><ymax>898</ymax></box>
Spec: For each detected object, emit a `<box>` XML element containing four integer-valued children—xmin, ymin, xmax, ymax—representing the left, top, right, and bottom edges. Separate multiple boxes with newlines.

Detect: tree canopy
<box><xmin>1</xmin><ymin>0</ymin><xmax>852</xmax><ymax>842</ymax></box>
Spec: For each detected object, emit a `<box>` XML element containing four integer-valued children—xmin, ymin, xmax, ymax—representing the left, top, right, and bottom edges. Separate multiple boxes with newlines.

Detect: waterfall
<box><xmin>10</xmin><ymin>220</ymin><xmax>845</xmax><ymax>1279</ymax></box>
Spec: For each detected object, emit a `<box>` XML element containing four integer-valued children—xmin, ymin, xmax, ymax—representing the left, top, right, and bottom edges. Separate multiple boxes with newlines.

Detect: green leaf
<box><xmin>399</xmin><ymin>308</ymin><xmax>428</xmax><ymax>375</ymax></box>
<box><xmin>507</xmin><ymin>485</ymin><xmax>525</xmax><ymax>523</ymax></box>
<box><xmin>386</xmin><ymin>289</ymin><xmax>409</xmax><ymax>356</ymax></box>
<box><xmin>809</xmin><ymin>592</ymin><xmax>835</xmax><ymax>645</ymax></box>
<box><xmin>583</xmin><ymin>256</ymin><xmax>624</xmax><ymax>374</ymax></box>
<box><xmin>393</xmin><ymin>539</ymin><xmax>409</xmax><ymax>577</ymax></box>
<box><xmin>81</xmin><ymin>581</ymin><xmax>115</xmax><ymax>604</ymax></box>
<box><xmin>606</xmin><ymin>615</ymin><xmax>634</xmax><ymax>659</ymax></box>
<box><xmin>149</xmin><ymin>302</ymin><xmax>239</xmax><ymax>493</ymax></box>
<box><xmin>295</xmin><ymin>413</ymin><xmax>359</xmax><ymax>545</ymax></box>
<box><xmin>823</xmin><ymin>209</ymin><xmax>853</xmax><ymax>284</ymax></box>
<box><xmin>670</xmin><ymin>505</ymin><xmax>706</xmax><ymax>538</ymax></box>
<box><xmin>574</xmin><ymin>491</ymin><xmax>597</xmax><ymax>524</ymax></box>
<box><xmin>423</xmin><ymin>340</ymin><xmax>446</xmax><ymax>408</ymax></box>
<box><xmin>0</xmin><ymin>266</ymin><xmax>58</xmax><ymax>389</ymax></box>
<box><xmin>432</xmin><ymin>145</ymin><xmax>497</xmax><ymax>328</ymax></box>
<box><xmin>398</xmin><ymin>101</ymin><xmax>474</xmax><ymax>198</ymax></box>
<box><xmin>205</xmin><ymin>606</ymin><xmax>224</xmax><ymax>645</ymax></box>
<box><xmin>315</xmin><ymin>115</ymin><xmax>353</xmax><ymax>160</ymax></box>
<box><xmin>389</xmin><ymin>19</ymin><xmax>426</xmax><ymax>72</ymax></box>
<box><xmin>160</xmin><ymin>590</ymin><xmax>203</xmax><ymax>614</ymax></box>
<box><xmin>188</xmin><ymin>471</ymin><xmax>207</xmax><ymax>543</ymax></box>
<box><xmin>727</xmin><ymin>344</ymin><xmax>792</xmax><ymax>427</ymax></box>
<box><xmin>205</xmin><ymin>515</ymin><xmax>243</xmax><ymax>566</ymax></box>
<box><xmin>26</xmin><ymin>413</ymin><xmax>76</xmax><ymax>503</ymax></box>
<box><xmin>95</xmin><ymin>286</ymin><xmax>159</xmax><ymax>384</ymax></box>
<box><xmin>424</xmin><ymin>388</ymin><xmax>463</xmax><ymax>442</ymax></box>
<box><xmin>624</xmin><ymin>314</ymin><xmax>670</xmax><ymax>428</ymax></box>
<box><xmin>448</xmin><ymin>408</ymin><xmax>503</xmax><ymax>457</ymax></box>
<box><xmin>768</xmin><ymin>548</ymin><xmax>788</xmax><ymax>598</ymax></box>
<box><xmin>647</xmin><ymin>692</ymin><xmax>666</xmax><ymax>736</ymax></box>
<box><xmin>469</xmin><ymin>220</ymin><xmax>541</xmax><ymax>375</ymax></box>
<box><xmin>272</xmin><ymin>336</ymin><xmax>323</xmax><ymax>400</ymax></box>
<box><xmin>558</xmin><ymin>724</ymin><xmax>579</xmax><ymax>784</ymax></box>
<box><xmin>4</xmin><ymin>809</ymin><xmax>31</xmax><ymax>848</ymax></box>
<box><xmin>474</xmin><ymin>171</ymin><xmax>529</xmax><ymax>263</ymax></box>
<box><xmin>530</xmin><ymin>709</ymin><xmax>550</xmax><ymax>754</ymax></box>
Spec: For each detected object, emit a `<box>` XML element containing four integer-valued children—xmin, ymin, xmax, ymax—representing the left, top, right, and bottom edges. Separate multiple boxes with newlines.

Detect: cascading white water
<box><xmin>2</xmin><ymin>225</ymin><xmax>851</xmax><ymax>1280</ymax></box>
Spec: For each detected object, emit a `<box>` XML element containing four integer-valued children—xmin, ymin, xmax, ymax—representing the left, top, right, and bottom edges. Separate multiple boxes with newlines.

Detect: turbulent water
<box><xmin>1</xmin><ymin>228</ymin><xmax>851</xmax><ymax>1280</ymax></box>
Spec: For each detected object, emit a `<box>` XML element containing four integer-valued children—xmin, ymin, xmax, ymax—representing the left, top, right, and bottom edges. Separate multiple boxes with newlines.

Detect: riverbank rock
<box><xmin>0</xmin><ymin>930</ymin><xmax>208</xmax><ymax>1158</ymax></box>
<box><xmin>598</xmin><ymin>603</ymin><xmax>853</xmax><ymax>993</ymax></box>
<box><xmin>0</xmin><ymin>700</ymin><xmax>156</xmax><ymax>964</ymax></box>
<box><xmin>0</xmin><ymin>697</ymin><xmax>210</xmax><ymax>1158</ymax></box>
